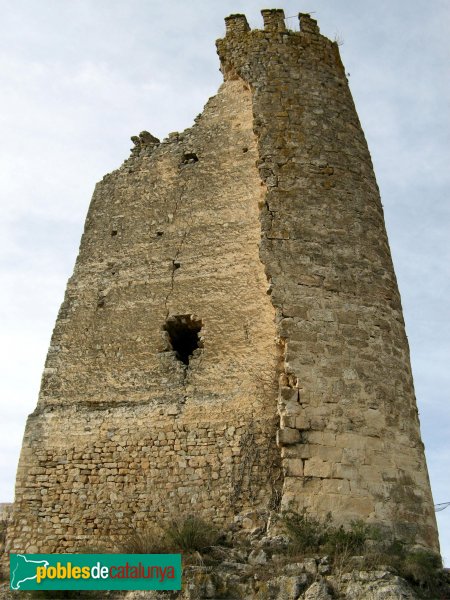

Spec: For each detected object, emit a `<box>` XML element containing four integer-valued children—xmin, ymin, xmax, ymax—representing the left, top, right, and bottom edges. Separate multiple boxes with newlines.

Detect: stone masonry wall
<box><xmin>7</xmin><ymin>78</ymin><xmax>282</xmax><ymax>553</ymax></box>
<box><xmin>6</xmin><ymin>9</ymin><xmax>439</xmax><ymax>559</ymax></box>
<box><xmin>217</xmin><ymin>10</ymin><xmax>439</xmax><ymax>551</ymax></box>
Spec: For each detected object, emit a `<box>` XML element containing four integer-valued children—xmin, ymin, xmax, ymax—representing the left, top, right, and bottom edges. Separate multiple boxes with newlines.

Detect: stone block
<box><xmin>283</xmin><ymin>458</ymin><xmax>303</xmax><ymax>477</ymax></box>
<box><xmin>280</xmin><ymin>414</ymin><xmax>296</xmax><ymax>429</ymax></box>
<box><xmin>309</xmin><ymin>444</ymin><xmax>343</xmax><ymax>462</ymax></box>
<box><xmin>336</xmin><ymin>433</ymin><xmax>366</xmax><ymax>450</ymax></box>
<box><xmin>304</xmin><ymin>457</ymin><xmax>331</xmax><ymax>478</ymax></box>
<box><xmin>277</xmin><ymin>427</ymin><xmax>301</xmax><ymax>446</ymax></box>
<box><xmin>294</xmin><ymin>414</ymin><xmax>310</xmax><ymax>429</ymax></box>
<box><xmin>321</xmin><ymin>478</ymin><xmax>350</xmax><ymax>494</ymax></box>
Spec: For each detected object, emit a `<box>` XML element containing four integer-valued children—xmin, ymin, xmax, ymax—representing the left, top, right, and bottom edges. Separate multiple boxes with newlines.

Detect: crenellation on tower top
<box><xmin>299</xmin><ymin>12</ymin><xmax>320</xmax><ymax>34</ymax></box>
<box><xmin>224</xmin><ymin>13</ymin><xmax>250</xmax><ymax>36</ymax></box>
<box><xmin>261</xmin><ymin>8</ymin><xmax>286</xmax><ymax>33</ymax></box>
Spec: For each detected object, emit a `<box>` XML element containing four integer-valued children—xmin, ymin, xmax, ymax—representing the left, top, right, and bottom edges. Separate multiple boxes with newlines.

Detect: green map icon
<box><xmin>10</xmin><ymin>554</ymin><xmax>49</xmax><ymax>590</ymax></box>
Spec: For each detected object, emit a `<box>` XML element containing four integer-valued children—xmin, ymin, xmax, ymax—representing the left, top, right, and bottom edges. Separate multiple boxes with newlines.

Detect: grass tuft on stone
<box><xmin>165</xmin><ymin>515</ymin><xmax>220</xmax><ymax>553</ymax></box>
<box><xmin>119</xmin><ymin>515</ymin><xmax>221</xmax><ymax>555</ymax></box>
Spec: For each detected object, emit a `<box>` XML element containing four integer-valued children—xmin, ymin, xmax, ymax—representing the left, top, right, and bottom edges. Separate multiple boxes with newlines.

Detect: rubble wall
<box><xmin>7</xmin><ymin>78</ymin><xmax>282</xmax><ymax>553</ymax></box>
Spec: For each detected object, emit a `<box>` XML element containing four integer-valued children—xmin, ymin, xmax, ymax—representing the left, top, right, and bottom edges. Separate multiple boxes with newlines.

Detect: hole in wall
<box><xmin>173</xmin><ymin>261</ymin><xmax>181</xmax><ymax>270</ymax></box>
<box><xmin>111</xmin><ymin>230</ymin><xmax>118</xmax><ymax>237</ymax></box>
<box><xmin>181</xmin><ymin>152</ymin><xmax>199</xmax><ymax>165</ymax></box>
<box><xmin>156</xmin><ymin>231</ymin><xmax>164</xmax><ymax>237</ymax></box>
<box><xmin>164</xmin><ymin>315</ymin><xmax>202</xmax><ymax>366</ymax></box>
<box><xmin>242</xmin><ymin>147</ymin><xmax>248</xmax><ymax>153</ymax></box>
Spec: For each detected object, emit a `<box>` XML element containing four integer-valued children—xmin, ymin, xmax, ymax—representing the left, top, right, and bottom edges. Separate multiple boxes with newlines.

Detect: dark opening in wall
<box><xmin>181</xmin><ymin>152</ymin><xmax>199</xmax><ymax>165</ymax></box>
<box><xmin>164</xmin><ymin>315</ymin><xmax>202</xmax><ymax>366</ymax></box>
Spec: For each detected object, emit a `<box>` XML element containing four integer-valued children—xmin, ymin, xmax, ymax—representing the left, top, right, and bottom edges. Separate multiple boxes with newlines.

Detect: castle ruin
<box><xmin>6</xmin><ymin>10</ymin><xmax>439</xmax><ymax>557</ymax></box>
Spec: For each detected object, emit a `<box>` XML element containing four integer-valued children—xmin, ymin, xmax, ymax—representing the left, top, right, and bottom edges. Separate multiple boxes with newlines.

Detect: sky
<box><xmin>0</xmin><ymin>0</ymin><xmax>448</xmax><ymax>564</ymax></box>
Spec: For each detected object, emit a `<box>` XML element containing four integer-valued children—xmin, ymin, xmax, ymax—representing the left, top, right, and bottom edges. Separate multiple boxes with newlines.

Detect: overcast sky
<box><xmin>0</xmin><ymin>0</ymin><xmax>448</xmax><ymax>564</ymax></box>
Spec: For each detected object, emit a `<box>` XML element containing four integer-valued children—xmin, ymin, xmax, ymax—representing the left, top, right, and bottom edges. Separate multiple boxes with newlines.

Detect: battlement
<box><xmin>299</xmin><ymin>12</ymin><xmax>320</xmax><ymax>34</ymax></box>
<box><xmin>261</xmin><ymin>9</ymin><xmax>286</xmax><ymax>32</ymax></box>
<box><xmin>224</xmin><ymin>9</ymin><xmax>320</xmax><ymax>36</ymax></box>
<box><xmin>224</xmin><ymin>14</ymin><xmax>250</xmax><ymax>36</ymax></box>
<box><xmin>218</xmin><ymin>9</ymin><xmax>334</xmax><ymax>85</ymax></box>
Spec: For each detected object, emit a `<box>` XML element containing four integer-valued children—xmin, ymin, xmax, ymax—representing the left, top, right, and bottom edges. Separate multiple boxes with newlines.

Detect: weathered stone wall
<box><xmin>7</xmin><ymin>78</ymin><xmax>282</xmax><ymax>553</ymax></box>
<box><xmin>217</xmin><ymin>10</ymin><xmax>439</xmax><ymax>550</ymax></box>
<box><xmin>6</xmin><ymin>9</ymin><xmax>439</xmax><ymax>559</ymax></box>
<box><xmin>0</xmin><ymin>505</ymin><xmax>12</xmax><ymax>523</ymax></box>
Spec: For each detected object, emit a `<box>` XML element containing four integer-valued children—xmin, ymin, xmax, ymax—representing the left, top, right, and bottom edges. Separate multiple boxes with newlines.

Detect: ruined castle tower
<box><xmin>7</xmin><ymin>10</ymin><xmax>439</xmax><ymax>555</ymax></box>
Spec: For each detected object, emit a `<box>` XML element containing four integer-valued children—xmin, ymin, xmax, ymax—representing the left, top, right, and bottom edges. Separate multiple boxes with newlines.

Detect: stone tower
<box><xmin>7</xmin><ymin>10</ymin><xmax>439</xmax><ymax>555</ymax></box>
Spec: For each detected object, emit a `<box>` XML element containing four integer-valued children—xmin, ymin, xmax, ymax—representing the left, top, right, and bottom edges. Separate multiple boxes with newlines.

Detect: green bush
<box><xmin>119</xmin><ymin>515</ymin><xmax>220</xmax><ymax>555</ymax></box>
<box><xmin>119</xmin><ymin>526</ymin><xmax>168</xmax><ymax>554</ymax></box>
<box><xmin>279</xmin><ymin>511</ymin><xmax>376</xmax><ymax>558</ymax></box>
<box><xmin>278</xmin><ymin>511</ymin><xmax>449</xmax><ymax>596</ymax></box>
<box><xmin>278</xmin><ymin>510</ymin><xmax>327</xmax><ymax>554</ymax></box>
<box><xmin>165</xmin><ymin>515</ymin><xmax>220</xmax><ymax>553</ymax></box>
<box><xmin>324</xmin><ymin>520</ymin><xmax>374</xmax><ymax>555</ymax></box>
<box><xmin>399</xmin><ymin>549</ymin><xmax>444</xmax><ymax>593</ymax></box>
